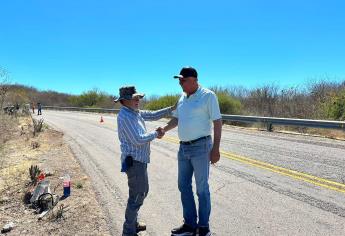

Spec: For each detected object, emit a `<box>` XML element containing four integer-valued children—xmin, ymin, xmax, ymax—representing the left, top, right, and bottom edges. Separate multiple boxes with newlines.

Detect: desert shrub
<box><xmin>324</xmin><ymin>90</ymin><xmax>345</xmax><ymax>120</ymax></box>
<box><xmin>144</xmin><ymin>94</ymin><xmax>180</xmax><ymax>110</ymax></box>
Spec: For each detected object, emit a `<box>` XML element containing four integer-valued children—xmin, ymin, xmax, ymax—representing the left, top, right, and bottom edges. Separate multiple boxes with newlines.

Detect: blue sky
<box><xmin>1</xmin><ymin>0</ymin><xmax>345</xmax><ymax>96</ymax></box>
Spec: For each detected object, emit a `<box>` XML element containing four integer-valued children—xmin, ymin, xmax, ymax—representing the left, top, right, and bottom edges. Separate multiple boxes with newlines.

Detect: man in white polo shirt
<box><xmin>162</xmin><ymin>67</ymin><xmax>222</xmax><ymax>236</ymax></box>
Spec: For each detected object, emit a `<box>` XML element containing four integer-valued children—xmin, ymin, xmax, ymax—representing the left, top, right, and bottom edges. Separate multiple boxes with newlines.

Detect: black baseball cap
<box><xmin>173</xmin><ymin>67</ymin><xmax>198</xmax><ymax>79</ymax></box>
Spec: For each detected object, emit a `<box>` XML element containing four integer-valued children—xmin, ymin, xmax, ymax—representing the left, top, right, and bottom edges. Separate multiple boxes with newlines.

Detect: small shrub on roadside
<box><xmin>324</xmin><ymin>90</ymin><xmax>345</xmax><ymax>120</ymax></box>
<box><xmin>32</xmin><ymin>117</ymin><xmax>44</xmax><ymax>136</ymax></box>
<box><xmin>76</xmin><ymin>182</ymin><xmax>83</xmax><ymax>189</ymax></box>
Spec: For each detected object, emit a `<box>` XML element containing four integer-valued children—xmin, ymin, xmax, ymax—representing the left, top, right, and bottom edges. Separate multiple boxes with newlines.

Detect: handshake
<box><xmin>155</xmin><ymin>127</ymin><xmax>165</xmax><ymax>139</ymax></box>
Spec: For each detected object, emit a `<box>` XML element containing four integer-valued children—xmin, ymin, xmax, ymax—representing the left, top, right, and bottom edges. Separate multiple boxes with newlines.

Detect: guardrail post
<box><xmin>267</xmin><ymin>123</ymin><xmax>273</xmax><ymax>132</ymax></box>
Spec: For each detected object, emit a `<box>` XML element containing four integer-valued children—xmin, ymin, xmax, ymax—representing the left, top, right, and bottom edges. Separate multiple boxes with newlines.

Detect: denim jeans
<box><xmin>178</xmin><ymin>136</ymin><xmax>212</xmax><ymax>228</ymax></box>
<box><xmin>123</xmin><ymin>160</ymin><xmax>148</xmax><ymax>236</ymax></box>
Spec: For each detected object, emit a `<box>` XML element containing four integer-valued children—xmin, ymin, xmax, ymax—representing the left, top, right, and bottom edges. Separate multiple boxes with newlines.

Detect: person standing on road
<box><xmin>115</xmin><ymin>85</ymin><xmax>176</xmax><ymax>236</ymax></box>
<box><xmin>161</xmin><ymin>67</ymin><xmax>222</xmax><ymax>236</ymax></box>
<box><xmin>37</xmin><ymin>102</ymin><xmax>42</xmax><ymax>115</ymax></box>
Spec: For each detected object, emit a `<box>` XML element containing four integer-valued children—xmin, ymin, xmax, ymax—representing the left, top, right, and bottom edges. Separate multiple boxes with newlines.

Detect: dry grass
<box><xmin>270</xmin><ymin>125</ymin><xmax>345</xmax><ymax>140</ymax></box>
<box><xmin>304</xmin><ymin>128</ymin><xmax>345</xmax><ymax>140</ymax></box>
<box><xmin>0</xmin><ymin>116</ymin><xmax>35</xmax><ymax>191</ymax></box>
<box><xmin>0</xmin><ymin>114</ymin><xmax>18</xmax><ymax>172</ymax></box>
<box><xmin>0</xmin><ymin>114</ymin><xmax>17</xmax><ymax>144</ymax></box>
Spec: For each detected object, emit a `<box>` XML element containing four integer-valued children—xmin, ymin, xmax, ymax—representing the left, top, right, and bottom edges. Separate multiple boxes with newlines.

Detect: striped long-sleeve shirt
<box><xmin>117</xmin><ymin>106</ymin><xmax>173</xmax><ymax>165</ymax></box>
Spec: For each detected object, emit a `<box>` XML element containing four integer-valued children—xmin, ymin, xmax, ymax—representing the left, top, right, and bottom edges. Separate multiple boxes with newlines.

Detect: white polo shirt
<box><xmin>173</xmin><ymin>87</ymin><xmax>222</xmax><ymax>142</ymax></box>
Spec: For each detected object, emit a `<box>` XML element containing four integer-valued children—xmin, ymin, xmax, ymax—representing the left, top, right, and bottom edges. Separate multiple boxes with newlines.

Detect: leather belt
<box><xmin>180</xmin><ymin>135</ymin><xmax>211</xmax><ymax>145</ymax></box>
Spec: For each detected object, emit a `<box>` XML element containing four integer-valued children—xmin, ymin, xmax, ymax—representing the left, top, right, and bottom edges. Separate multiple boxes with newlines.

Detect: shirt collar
<box><xmin>122</xmin><ymin>106</ymin><xmax>139</xmax><ymax>115</ymax></box>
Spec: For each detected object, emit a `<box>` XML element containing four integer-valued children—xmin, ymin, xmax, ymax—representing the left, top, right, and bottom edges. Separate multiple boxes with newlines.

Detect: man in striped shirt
<box><xmin>115</xmin><ymin>86</ymin><xmax>175</xmax><ymax>236</ymax></box>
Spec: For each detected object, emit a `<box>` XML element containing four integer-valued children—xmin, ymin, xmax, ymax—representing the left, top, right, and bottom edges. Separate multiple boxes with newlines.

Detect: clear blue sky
<box><xmin>1</xmin><ymin>0</ymin><xmax>345</xmax><ymax>96</ymax></box>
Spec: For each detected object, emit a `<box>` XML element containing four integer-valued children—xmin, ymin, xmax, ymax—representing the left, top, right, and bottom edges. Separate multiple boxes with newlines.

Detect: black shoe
<box><xmin>171</xmin><ymin>224</ymin><xmax>196</xmax><ymax>236</ymax></box>
<box><xmin>198</xmin><ymin>227</ymin><xmax>211</xmax><ymax>236</ymax></box>
<box><xmin>136</xmin><ymin>222</ymin><xmax>146</xmax><ymax>233</ymax></box>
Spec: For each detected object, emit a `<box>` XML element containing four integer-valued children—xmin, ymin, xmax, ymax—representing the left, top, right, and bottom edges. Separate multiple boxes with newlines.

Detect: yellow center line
<box><xmin>162</xmin><ymin>136</ymin><xmax>345</xmax><ymax>194</ymax></box>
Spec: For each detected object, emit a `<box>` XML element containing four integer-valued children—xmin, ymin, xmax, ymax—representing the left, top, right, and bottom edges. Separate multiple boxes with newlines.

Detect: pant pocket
<box><xmin>130</xmin><ymin>162</ymin><xmax>148</xmax><ymax>195</ymax></box>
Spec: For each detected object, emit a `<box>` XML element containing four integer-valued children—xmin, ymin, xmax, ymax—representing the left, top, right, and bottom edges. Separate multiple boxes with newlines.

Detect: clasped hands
<box><xmin>155</xmin><ymin>127</ymin><xmax>165</xmax><ymax>139</ymax></box>
<box><xmin>155</xmin><ymin>127</ymin><xmax>221</xmax><ymax>164</ymax></box>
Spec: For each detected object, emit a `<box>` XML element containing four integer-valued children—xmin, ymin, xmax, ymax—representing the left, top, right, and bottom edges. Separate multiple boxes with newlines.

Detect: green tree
<box><xmin>325</xmin><ymin>90</ymin><xmax>345</xmax><ymax>120</ymax></box>
<box><xmin>144</xmin><ymin>94</ymin><xmax>180</xmax><ymax>110</ymax></box>
<box><xmin>216</xmin><ymin>92</ymin><xmax>242</xmax><ymax>114</ymax></box>
<box><xmin>69</xmin><ymin>88</ymin><xmax>111</xmax><ymax>107</ymax></box>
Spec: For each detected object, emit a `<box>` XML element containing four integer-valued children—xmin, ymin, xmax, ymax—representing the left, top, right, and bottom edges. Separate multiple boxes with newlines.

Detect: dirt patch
<box><xmin>0</xmin><ymin>116</ymin><xmax>110</xmax><ymax>235</ymax></box>
<box><xmin>270</xmin><ymin>126</ymin><xmax>345</xmax><ymax>140</ymax></box>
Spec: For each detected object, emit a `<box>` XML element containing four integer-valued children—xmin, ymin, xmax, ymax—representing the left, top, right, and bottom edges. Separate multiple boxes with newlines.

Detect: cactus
<box><xmin>32</xmin><ymin>117</ymin><xmax>44</xmax><ymax>137</ymax></box>
<box><xmin>29</xmin><ymin>165</ymin><xmax>41</xmax><ymax>185</ymax></box>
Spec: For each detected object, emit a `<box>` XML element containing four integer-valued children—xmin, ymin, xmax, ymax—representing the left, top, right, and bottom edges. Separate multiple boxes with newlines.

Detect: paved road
<box><xmin>41</xmin><ymin>110</ymin><xmax>345</xmax><ymax>235</ymax></box>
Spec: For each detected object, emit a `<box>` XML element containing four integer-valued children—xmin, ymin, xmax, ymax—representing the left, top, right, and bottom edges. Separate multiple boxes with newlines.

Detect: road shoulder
<box><xmin>0</xmin><ymin>116</ymin><xmax>110</xmax><ymax>235</ymax></box>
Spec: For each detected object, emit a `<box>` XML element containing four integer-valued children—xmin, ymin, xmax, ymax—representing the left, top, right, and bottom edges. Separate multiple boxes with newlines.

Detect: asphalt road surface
<box><xmin>41</xmin><ymin>110</ymin><xmax>345</xmax><ymax>236</ymax></box>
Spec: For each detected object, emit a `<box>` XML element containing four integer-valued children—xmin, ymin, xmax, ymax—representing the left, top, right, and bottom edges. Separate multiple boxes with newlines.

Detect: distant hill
<box><xmin>5</xmin><ymin>84</ymin><xmax>72</xmax><ymax>106</ymax></box>
<box><xmin>4</xmin><ymin>84</ymin><xmax>118</xmax><ymax>109</ymax></box>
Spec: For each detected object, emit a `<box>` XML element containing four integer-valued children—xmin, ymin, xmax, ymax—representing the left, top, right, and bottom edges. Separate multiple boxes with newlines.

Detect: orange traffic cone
<box><xmin>100</xmin><ymin>116</ymin><xmax>104</xmax><ymax>123</ymax></box>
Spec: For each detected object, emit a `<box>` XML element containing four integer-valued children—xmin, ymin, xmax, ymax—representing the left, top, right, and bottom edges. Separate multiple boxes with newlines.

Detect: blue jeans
<box><xmin>178</xmin><ymin>137</ymin><xmax>212</xmax><ymax>228</ymax></box>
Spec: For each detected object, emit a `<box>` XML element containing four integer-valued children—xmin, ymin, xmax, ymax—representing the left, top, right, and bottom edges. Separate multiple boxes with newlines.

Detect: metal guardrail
<box><xmin>43</xmin><ymin>106</ymin><xmax>119</xmax><ymax>113</ymax></box>
<box><xmin>43</xmin><ymin>106</ymin><xmax>345</xmax><ymax>131</ymax></box>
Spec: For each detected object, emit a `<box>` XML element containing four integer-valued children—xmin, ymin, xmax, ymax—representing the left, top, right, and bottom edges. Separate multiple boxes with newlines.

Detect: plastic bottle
<box><xmin>63</xmin><ymin>174</ymin><xmax>71</xmax><ymax>197</ymax></box>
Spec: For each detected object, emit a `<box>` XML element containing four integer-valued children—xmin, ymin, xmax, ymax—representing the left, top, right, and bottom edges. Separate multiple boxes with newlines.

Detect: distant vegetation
<box><xmin>143</xmin><ymin>90</ymin><xmax>243</xmax><ymax>115</ymax></box>
<box><xmin>1</xmin><ymin>84</ymin><xmax>118</xmax><ymax>109</ymax></box>
<box><xmin>3</xmin><ymin>84</ymin><xmax>71</xmax><ymax>107</ymax></box>
<box><xmin>208</xmin><ymin>87</ymin><xmax>243</xmax><ymax>115</ymax></box>
<box><xmin>324</xmin><ymin>89</ymin><xmax>345</xmax><ymax>120</ymax></box>
<box><xmin>144</xmin><ymin>94</ymin><xmax>180</xmax><ymax>110</ymax></box>
<box><xmin>68</xmin><ymin>88</ymin><xmax>115</xmax><ymax>108</ymax></box>
<box><xmin>143</xmin><ymin>80</ymin><xmax>345</xmax><ymax>121</ymax></box>
<box><xmin>1</xmin><ymin>70</ymin><xmax>344</xmax><ymax>121</ymax></box>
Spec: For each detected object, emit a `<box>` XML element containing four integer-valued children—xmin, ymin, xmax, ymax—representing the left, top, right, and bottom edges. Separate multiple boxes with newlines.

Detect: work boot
<box><xmin>136</xmin><ymin>222</ymin><xmax>146</xmax><ymax>233</ymax></box>
<box><xmin>171</xmin><ymin>223</ymin><xmax>196</xmax><ymax>236</ymax></box>
<box><xmin>198</xmin><ymin>227</ymin><xmax>212</xmax><ymax>236</ymax></box>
